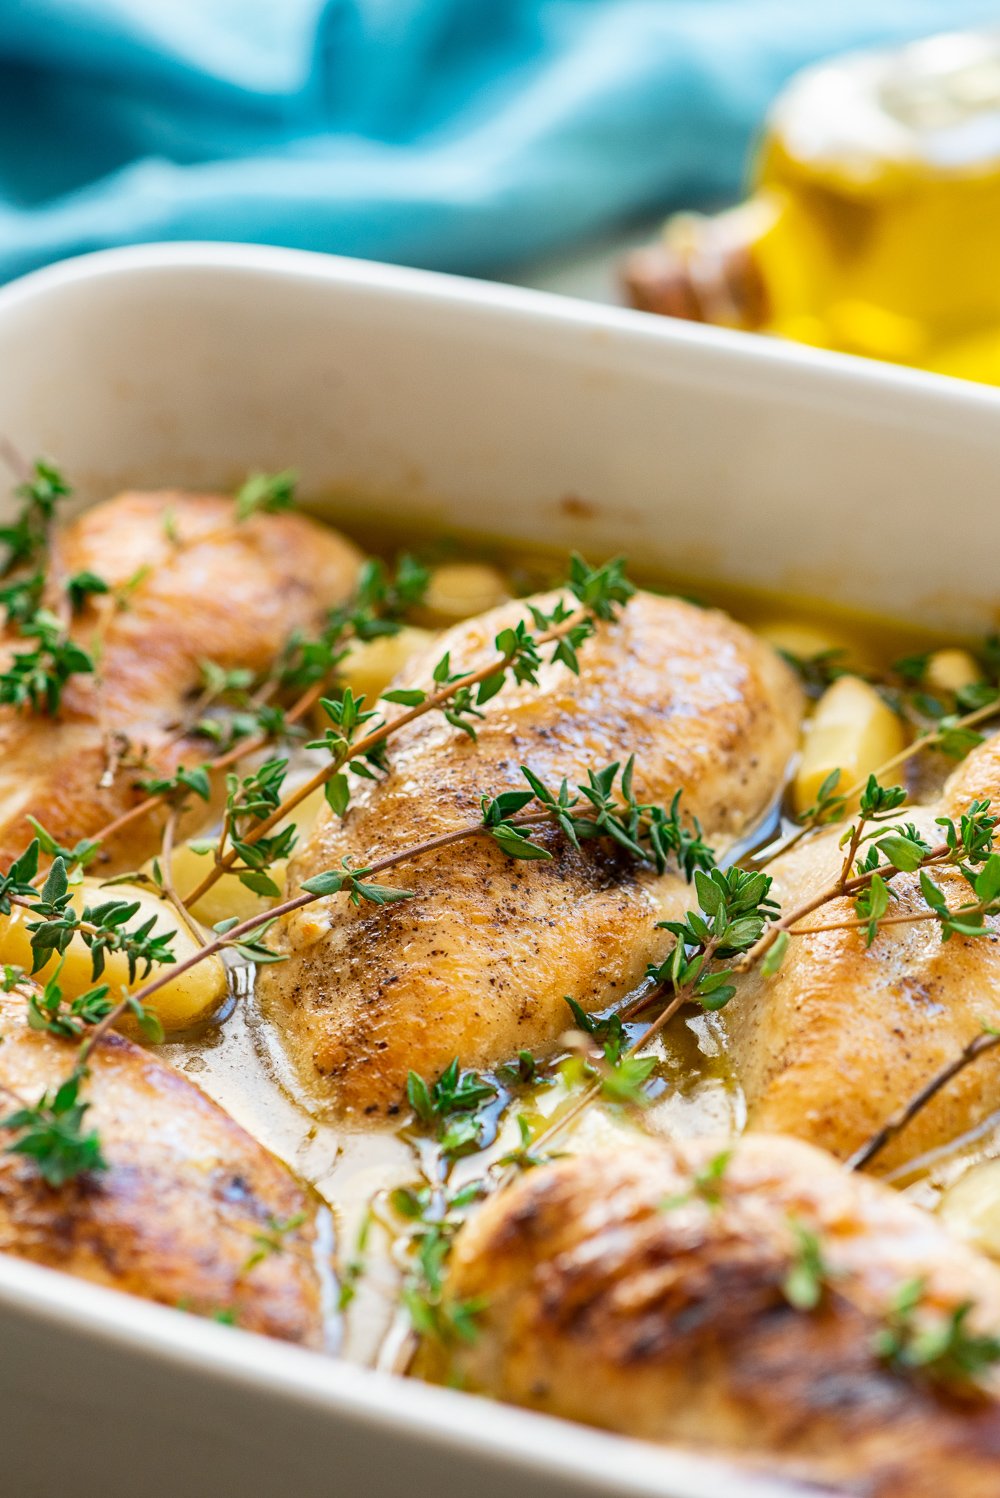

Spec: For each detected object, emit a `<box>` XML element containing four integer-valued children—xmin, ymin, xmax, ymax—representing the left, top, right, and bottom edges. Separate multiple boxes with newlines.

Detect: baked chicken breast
<box><xmin>726</xmin><ymin>735</ymin><xmax>1000</xmax><ymax>1170</ymax></box>
<box><xmin>0</xmin><ymin>991</ymin><xmax>325</xmax><ymax>1344</ymax></box>
<box><xmin>441</xmin><ymin>1134</ymin><xmax>1000</xmax><ymax>1497</ymax></box>
<box><xmin>0</xmin><ymin>490</ymin><xmax>361</xmax><ymax>872</ymax></box>
<box><xmin>258</xmin><ymin>592</ymin><xmax>801</xmax><ymax>1118</ymax></box>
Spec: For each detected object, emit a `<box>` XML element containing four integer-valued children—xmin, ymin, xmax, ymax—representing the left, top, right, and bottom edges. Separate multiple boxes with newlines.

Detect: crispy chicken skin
<box><xmin>0</xmin><ymin>993</ymin><xmax>324</xmax><ymax>1344</ymax></box>
<box><xmin>725</xmin><ymin>737</ymin><xmax>1000</xmax><ymax>1171</ymax></box>
<box><xmin>0</xmin><ymin>490</ymin><xmax>361</xmax><ymax>872</ymax></box>
<box><xmin>258</xmin><ymin>592</ymin><xmax>801</xmax><ymax>1118</ymax></box>
<box><xmin>441</xmin><ymin>1135</ymin><xmax>1000</xmax><ymax>1497</ymax></box>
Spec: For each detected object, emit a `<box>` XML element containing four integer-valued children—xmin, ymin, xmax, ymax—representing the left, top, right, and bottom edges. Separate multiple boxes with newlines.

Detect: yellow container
<box><xmin>624</xmin><ymin>30</ymin><xmax>1000</xmax><ymax>384</ymax></box>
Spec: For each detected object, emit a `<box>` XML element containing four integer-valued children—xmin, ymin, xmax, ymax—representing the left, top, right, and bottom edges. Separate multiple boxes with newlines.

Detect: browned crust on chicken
<box><xmin>442</xmin><ymin>1136</ymin><xmax>1000</xmax><ymax>1497</ymax></box>
<box><xmin>258</xmin><ymin>592</ymin><xmax>801</xmax><ymax>1118</ymax></box>
<box><xmin>0</xmin><ymin>490</ymin><xmax>361</xmax><ymax>871</ymax></box>
<box><xmin>725</xmin><ymin>737</ymin><xmax>1000</xmax><ymax>1170</ymax></box>
<box><xmin>0</xmin><ymin>993</ymin><xmax>325</xmax><ymax>1345</ymax></box>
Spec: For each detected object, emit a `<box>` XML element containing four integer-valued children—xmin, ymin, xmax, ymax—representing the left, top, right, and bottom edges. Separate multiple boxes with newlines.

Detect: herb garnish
<box><xmin>873</xmin><ymin>1278</ymin><xmax>1000</xmax><ymax>1390</ymax></box>
<box><xmin>406</xmin><ymin>1059</ymin><xmax>499</xmax><ymax>1160</ymax></box>
<box><xmin>235</xmin><ymin>469</ymin><xmax>298</xmax><ymax>522</ymax></box>
<box><xmin>0</xmin><ymin>1069</ymin><xmax>105</xmax><ymax>1187</ymax></box>
<box><xmin>782</xmin><ymin>1220</ymin><xmax>837</xmax><ymax>1311</ymax></box>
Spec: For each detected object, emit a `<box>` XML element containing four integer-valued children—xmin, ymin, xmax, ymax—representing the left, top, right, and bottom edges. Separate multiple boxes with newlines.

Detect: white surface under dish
<box><xmin>0</xmin><ymin>243</ymin><xmax>998</xmax><ymax>1498</ymax></box>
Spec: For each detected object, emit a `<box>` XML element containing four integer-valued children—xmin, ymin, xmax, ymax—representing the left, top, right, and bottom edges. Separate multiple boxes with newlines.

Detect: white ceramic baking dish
<box><xmin>1</xmin><ymin>244</ymin><xmax>999</xmax><ymax>1498</ymax></box>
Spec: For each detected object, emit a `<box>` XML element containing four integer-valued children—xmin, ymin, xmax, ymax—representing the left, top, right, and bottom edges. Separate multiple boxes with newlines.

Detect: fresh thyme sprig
<box><xmin>795</xmin><ymin>854</ymin><xmax>1000</xmax><ymax>948</ymax></box>
<box><xmin>781</xmin><ymin>1220</ymin><xmax>838</xmax><ymax>1311</ymax></box>
<box><xmin>0</xmin><ymin>609</ymin><xmax>95</xmax><ymax>714</ymax></box>
<box><xmin>782</xmin><ymin>800</ymin><xmax>1000</xmax><ymax>948</ymax></box>
<box><xmin>800</xmin><ymin>768</ymin><xmax>849</xmax><ymax>831</ymax></box>
<box><xmin>0</xmin><ymin>570</ymin><xmax>44</xmax><ymax>625</ymax></box>
<box><xmin>25</xmin><ymin>957</ymin><xmax>165</xmax><ymax>1045</ymax></box>
<box><xmin>740</xmin><ymin>795</ymin><xmax>999</xmax><ymax>970</ymax></box>
<box><xmin>241</xmin><ymin>1211</ymin><xmax>307</xmax><ymax>1274</ymax></box>
<box><xmin>660</xmin><ymin>1148</ymin><xmax>733</xmax><ymax>1213</ymax></box>
<box><xmin>0</xmin><ymin>460</ymin><xmax>71</xmax><ymax>576</ymax></box>
<box><xmin>234</xmin><ymin>469</ymin><xmax>299</xmax><ymax>523</ymax></box>
<box><xmin>180</xmin><ymin>555</ymin><xmax>636</xmax><ymax>909</ymax></box>
<box><xmin>162</xmin><ymin>659</ymin><xmax>262</xmax><ymax>753</ymax></box>
<box><xmin>206</xmin><ymin>757</ymin><xmax>299</xmax><ymax>899</ymax></box>
<box><xmin>480</xmin><ymin>758</ymin><xmax>713</xmax><ymax>879</ymax></box>
<box><xmin>496</xmin><ymin>1113</ymin><xmax>560</xmax><ymax>1173</ymax></box>
<box><xmin>24</xmin><ymin>818</ymin><xmax>102</xmax><ymax>873</ymax></box>
<box><xmin>26</xmin><ymin>964</ymin><xmax>112</xmax><ymax>1040</ymax></box>
<box><xmin>66</xmin><ymin>570</ymin><xmax>110</xmax><ymax>613</ymax></box>
<box><xmin>347</xmin><ymin>555</ymin><xmax>431</xmax><ymax>642</ymax></box>
<box><xmin>835</xmin><ymin>774</ymin><xmax>908</xmax><ymax>890</ymax></box>
<box><xmin>0</xmin><ymin>841</ymin><xmax>179</xmax><ymax>1032</ymax></box>
<box><xmin>653</xmin><ymin>866</ymin><xmax>778</xmax><ymax>1008</ymax></box>
<box><xmin>138</xmin><ymin>763</ymin><xmax>212</xmax><ymax>807</ymax></box>
<box><xmin>872</xmin><ymin>1277</ymin><xmax>1000</xmax><ymax>1391</ymax></box>
<box><xmin>711</xmin><ymin>1203</ymin><xmax>1000</xmax><ymax>1394</ymax></box>
<box><xmin>274</xmin><ymin>552</ymin><xmax>430</xmax><ymax>695</ymax></box>
<box><xmin>21</xmin><ymin>882</ymin><xmax>178</xmax><ymax>986</ymax></box>
<box><xmin>734</xmin><ymin>1206</ymin><xmax>1000</xmax><ymax>1393</ymax></box>
<box><xmin>78</xmin><ymin>550</ymin><xmax>432</xmax><ymax>857</ymax></box>
<box><xmin>390</xmin><ymin>1178</ymin><xmax>489</xmax><ymax>1348</ymax></box>
<box><xmin>406</xmin><ymin>1059</ymin><xmax>499</xmax><ymax>1161</ymax></box>
<box><xmin>0</xmin><ymin>462</ymin><xmax>101</xmax><ymax>716</ymax></box>
<box><xmin>779</xmin><ymin>645</ymin><xmax>852</xmax><ymax>696</ymax></box>
<box><xmin>888</xmin><ymin>641</ymin><xmax>1000</xmax><ymax>756</ymax></box>
<box><xmin>556</xmin><ymin>999</ymin><xmax>657</xmax><ymax>1109</ymax></box>
<box><xmin>757</xmin><ymin>679</ymin><xmax>1000</xmax><ymax>874</ymax></box>
<box><xmin>0</xmin><ymin>1069</ymin><xmax>105</xmax><ymax>1187</ymax></box>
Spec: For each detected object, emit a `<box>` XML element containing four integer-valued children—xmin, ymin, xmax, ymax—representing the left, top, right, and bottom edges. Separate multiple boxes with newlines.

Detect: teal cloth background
<box><xmin>1</xmin><ymin>0</ymin><xmax>999</xmax><ymax>281</ymax></box>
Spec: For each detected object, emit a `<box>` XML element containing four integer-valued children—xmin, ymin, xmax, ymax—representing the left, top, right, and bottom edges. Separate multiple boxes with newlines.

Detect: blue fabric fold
<box><xmin>0</xmin><ymin>0</ymin><xmax>997</xmax><ymax>282</ymax></box>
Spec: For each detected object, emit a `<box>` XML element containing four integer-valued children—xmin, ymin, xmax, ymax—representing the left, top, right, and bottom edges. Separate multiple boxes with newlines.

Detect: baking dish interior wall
<box><xmin>0</xmin><ymin>248</ymin><xmax>997</xmax><ymax>633</ymax></box>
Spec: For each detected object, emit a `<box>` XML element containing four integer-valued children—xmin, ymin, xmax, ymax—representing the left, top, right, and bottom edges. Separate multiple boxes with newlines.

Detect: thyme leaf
<box><xmin>0</xmin><ymin>1068</ymin><xmax>105</xmax><ymax>1187</ymax></box>
<box><xmin>234</xmin><ymin>469</ymin><xmax>298</xmax><ymax>522</ymax></box>
<box><xmin>873</xmin><ymin>1279</ymin><xmax>1000</xmax><ymax>1390</ymax></box>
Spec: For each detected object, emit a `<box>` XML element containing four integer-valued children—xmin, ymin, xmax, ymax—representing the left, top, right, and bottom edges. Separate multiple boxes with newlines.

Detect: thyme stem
<box><xmin>738</xmin><ymin>843</ymin><xmax>952</xmax><ymax>970</ymax></box>
<box><xmin>757</xmin><ymin>697</ymin><xmax>1000</xmax><ymax>873</ymax></box>
<box><xmin>846</xmin><ymin>1030</ymin><xmax>1000</xmax><ymax>1172</ymax></box>
<box><xmin>521</xmin><ymin>938</ymin><xmax>722</xmax><ymax>1164</ymax></box>
<box><xmin>181</xmin><ymin>609</ymin><xmax>588</xmax><ymax>909</ymax></box>
<box><xmin>74</xmin><ymin>811</ymin><xmax>561</xmax><ymax>1062</ymax></box>
<box><xmin>842</xmin><ymin>696</ymin><xmax>1000</xmax><ymax>802</ymax></box>
<box><xmin>159</xmin><ymin>811</ymin><xmax>209</xmax><ymax>945</ymax></box>
<box><xmin>789</xmin><ymin>906</ymin><xmax>985</xmax><ymax>937</ymax></box>
<box><xmin>85</xmin><ymin>663</ymin><xmax>341</xmax><ymax>852</ymax></box>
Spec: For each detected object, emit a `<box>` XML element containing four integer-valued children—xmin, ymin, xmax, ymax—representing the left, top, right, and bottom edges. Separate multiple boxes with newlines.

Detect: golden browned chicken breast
<box><xmin>259</xmin><ymin>593</ymin><xmax>801</xmax><ymax>1118</ymax></box>
<box><xmin>726</xmin><ymin>738</ymin><xmax>1000</xmax><ymax>1171</ymax></box>
<box><xmin>0</xmin><ymin>490</ymin><xmax>361</xmax><ymax>871</ymax></box>
<box><xmin>441</xmin><ymin>1135</ymin><xmax>1000</xmax><ymax>1498</ymax></box>
<box><xmin>0</xmin><ymin>992</ymin><xmax>325</xmax><ymax>1344</ymax></box>
<box><xmin>942</xmin><ymin>732</ymin><xmax>1000</xmax><ymax>811</ymax></box>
